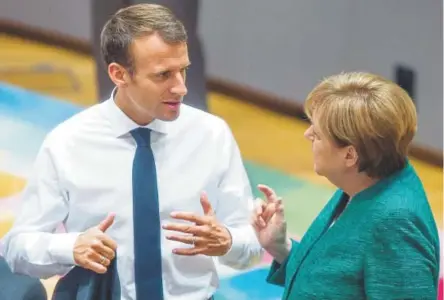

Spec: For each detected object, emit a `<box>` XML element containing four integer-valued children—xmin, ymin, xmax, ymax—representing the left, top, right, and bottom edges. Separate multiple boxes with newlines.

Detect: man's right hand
<box><xmin>73</xmin><ymin>213</ymin><xmax>118</xmax><ymax>274</ymax></box>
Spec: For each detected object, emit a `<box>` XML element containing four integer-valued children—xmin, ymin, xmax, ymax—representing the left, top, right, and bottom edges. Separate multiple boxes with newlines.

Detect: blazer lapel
<box><xmin>283</xmin><ymin>191</ymin><xmax>347</xmax><ymax>299</ymax></box>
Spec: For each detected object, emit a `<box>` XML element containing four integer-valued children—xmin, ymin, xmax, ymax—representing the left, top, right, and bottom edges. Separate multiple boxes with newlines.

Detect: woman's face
<box><xmin>303</xmin><ymin>117</ymin><xmax>352</xmax><ymax>180</ymax></box>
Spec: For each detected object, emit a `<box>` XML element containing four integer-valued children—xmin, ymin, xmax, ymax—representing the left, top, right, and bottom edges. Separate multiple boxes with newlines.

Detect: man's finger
<box><xmin>91</xmin><ymin>240</ymin><xmax>115</xmax><ymax>260</ymax></box>
<box><xmin>169</xmin><ymin>212</ymin><xmax>207</xmax><ymax>225</ymax></box>
<box><xmin>85</xmin><ymin>259</ymin><xmax>107</xmax><ymax>274</ymax></box>
<box><xmin>166</xmin><ymin>234</ymin><xmax>206</xmax><ymax>245</ymax></box>
<box><xmin>97</xmin><ymin>212</ymin><xmax>116</xmax><ymax>232</ymax></box>
<box><xmin>162</xmin><ymin>223</ymin><xmax>210</xmax><ymax>236</ymax></box>
<box><xmin>99</xmin><ymin>234</ymin><xmax>118</xmax><ymax>251</ymax></box>
<box><xmin>257</xmin><ymin>184</ymin><xmax>279</xmax><ymax>203</ymax></box>
<box><xmin>98</xmin><ymin>247</ymin><xmax>115</xmax><ymax>262</ymax></box>
<box><xmin>200</xmin><ymin>192</ymin><xmax>214</xmax><ymax>216</ymax></box>
<box><xmin>172</xmin><ymin>247</ymin><xmax>203</xmax><ymax>256</ymax></box>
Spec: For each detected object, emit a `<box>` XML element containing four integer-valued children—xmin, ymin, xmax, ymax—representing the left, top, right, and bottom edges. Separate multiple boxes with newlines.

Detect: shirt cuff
<box><xmin>48</xmin><ymin>232</ymin><xmax>81</xmax><ymax>265</ymax></box>
<box><xmin>223</xmin><ymin>226</ymin><xmax>243</xmax><ymax>260</ymax></box>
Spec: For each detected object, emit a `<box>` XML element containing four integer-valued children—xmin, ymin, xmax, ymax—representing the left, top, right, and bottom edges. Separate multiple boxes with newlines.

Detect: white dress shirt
<box><xmin>1</xmin><ymin>94</ymin><xmax>263</xmax><ymax>300</ymax></box>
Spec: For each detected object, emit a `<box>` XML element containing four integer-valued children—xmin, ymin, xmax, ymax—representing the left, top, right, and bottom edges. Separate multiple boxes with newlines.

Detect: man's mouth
<box><xmin>163</xmin><ymin>101</ymin><xmax>181</xmax><ymax>109</ymax></box>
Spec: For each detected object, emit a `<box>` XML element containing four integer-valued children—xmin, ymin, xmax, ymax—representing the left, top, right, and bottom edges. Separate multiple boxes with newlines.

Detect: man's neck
<box><xmin>114</xmin><ymin>89</ymin><xmax>154</xmax><ymax>126</ymax></box>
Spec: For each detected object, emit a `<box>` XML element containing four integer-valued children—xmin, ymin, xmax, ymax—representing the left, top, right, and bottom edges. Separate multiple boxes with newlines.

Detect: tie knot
<box><xmin>131</xmin><ymin>128</ymin><xmax>152</xmax><ymax>147</ymax></box>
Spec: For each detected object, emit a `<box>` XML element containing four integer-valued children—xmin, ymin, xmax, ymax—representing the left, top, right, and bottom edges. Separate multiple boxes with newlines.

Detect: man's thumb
<box><xmin>200</xmin><ymin>192</ymin><xmax>214</xmax><ymax>216</ymax></box>
<box><xmin>97</xmin><ymin>212</ymin><xmax>116</xmax><ymax>232</ymax></box>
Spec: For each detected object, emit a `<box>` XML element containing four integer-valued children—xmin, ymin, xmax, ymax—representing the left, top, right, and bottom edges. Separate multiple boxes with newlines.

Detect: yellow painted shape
<box><xmin>0</xmin><ymin>171</ymin><xmax>26</xmax><ymax>198</ymax></box>
<box><xmin>0</xmin><ymin>214</ymin><xmax>14</xmax><ymax>238</ymax></box>
<box><xmin>0</xmin><ymin>34</ymin><xmax>97</xmax><ymax>106</ymax></box>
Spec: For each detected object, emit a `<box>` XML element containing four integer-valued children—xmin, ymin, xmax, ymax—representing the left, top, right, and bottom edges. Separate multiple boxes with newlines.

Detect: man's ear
<box><xmin>108</xmin><ymin>63</ymin><xmax>130</xmax><ymax>88</ymax></box>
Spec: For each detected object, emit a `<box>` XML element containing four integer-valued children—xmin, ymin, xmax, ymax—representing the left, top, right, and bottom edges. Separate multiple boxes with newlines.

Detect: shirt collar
<box><xmin>104</xmin><ymin>88</ymin><xmax>171</xmax><ymax>137</ymax></box>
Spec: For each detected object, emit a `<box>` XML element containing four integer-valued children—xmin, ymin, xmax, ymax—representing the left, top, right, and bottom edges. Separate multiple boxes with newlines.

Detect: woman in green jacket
<box><xmin>253</xmin><ymin>72</ymin><xmax>440</xmax><ymax>300</ymax></box>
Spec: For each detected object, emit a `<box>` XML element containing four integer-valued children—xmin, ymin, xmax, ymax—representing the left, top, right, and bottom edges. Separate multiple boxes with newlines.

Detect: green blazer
<box><xmin>267</xmin><ymin>162</ymin><xmax>440</xmax><ymax>299</ymax></box>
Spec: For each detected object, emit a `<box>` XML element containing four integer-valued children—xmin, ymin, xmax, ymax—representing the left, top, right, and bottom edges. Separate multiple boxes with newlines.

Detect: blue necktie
<box><xmin>131</xmin><ymin>128</ymin><xmax>164</xmax><ymax>299</ymax></box>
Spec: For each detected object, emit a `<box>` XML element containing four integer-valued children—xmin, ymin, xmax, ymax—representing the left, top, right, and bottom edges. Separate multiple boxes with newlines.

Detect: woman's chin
<box><xmin>313</xmin><ymin>164</ymin><xmax>323</xmax><ymax>176</ymax></box>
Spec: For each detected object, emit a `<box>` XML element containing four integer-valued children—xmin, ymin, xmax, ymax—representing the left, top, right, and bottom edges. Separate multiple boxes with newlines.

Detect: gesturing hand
<box><xmin>73</xmin><ymin>213</ymin><xmax>118</xmax><ymax>274</ymax></box>
<box><xmin>252</xmin><ymin>184</ymin><xmax>291</xmax><ymax>263</ymax></box>
<box><xmin>162</xmin><ymin>192</ymin><xmax>232</xmax><ymax>256</ymax></box>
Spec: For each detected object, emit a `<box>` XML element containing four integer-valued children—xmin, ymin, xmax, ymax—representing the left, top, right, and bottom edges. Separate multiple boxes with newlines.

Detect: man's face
<box><xmin>110</xmin><ymin>33</ymin><xmax>190</xmax><ymax>123</ymax></box>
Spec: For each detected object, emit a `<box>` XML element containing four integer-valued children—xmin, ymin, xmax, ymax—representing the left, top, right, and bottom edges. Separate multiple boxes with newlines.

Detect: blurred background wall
<box><xmin>0</xmin><ymin>0</ymin><xmax>442</xmax><ymax>154</ymax></box>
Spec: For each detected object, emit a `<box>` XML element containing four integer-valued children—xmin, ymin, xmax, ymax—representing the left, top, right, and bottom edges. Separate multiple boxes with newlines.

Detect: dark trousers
<box><xmin>0</xmin><ymin>257</ymin><xmax>47</xmax><ymax>300</ymax></box>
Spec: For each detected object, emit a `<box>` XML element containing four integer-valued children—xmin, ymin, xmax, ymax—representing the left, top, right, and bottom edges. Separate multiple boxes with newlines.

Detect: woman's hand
<box><xmin>252</xmin><ymin>184</ymin><xmax>292</xmax><ymax>263</ymax></box>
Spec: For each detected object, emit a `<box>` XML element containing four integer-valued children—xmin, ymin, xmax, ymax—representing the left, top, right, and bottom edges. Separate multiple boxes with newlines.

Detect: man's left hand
<box><xmin>162</xmin><ymin>192</ymin><xmax>232</xmax><ymax>256</ymax></box>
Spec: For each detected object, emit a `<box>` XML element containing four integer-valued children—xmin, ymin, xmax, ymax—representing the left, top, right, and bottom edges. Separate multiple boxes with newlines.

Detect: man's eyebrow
<box><xmin>153</xmin><ymin>63</ymin><xmax>191</xmax><ymax>74</ymax></box>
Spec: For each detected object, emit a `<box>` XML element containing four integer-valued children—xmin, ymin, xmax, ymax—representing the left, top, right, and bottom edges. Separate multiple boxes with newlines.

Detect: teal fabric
<box><xmin>267</xmin><ymin>162</ymin><xmax>440</xmax><ymax>299</ymax></box>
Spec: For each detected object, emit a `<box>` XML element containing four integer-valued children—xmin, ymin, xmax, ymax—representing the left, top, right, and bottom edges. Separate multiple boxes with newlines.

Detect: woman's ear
<box><xmin>344</xmin><ymin>145</ymin><xmax>359</xmax><ymax>168</ymax></box>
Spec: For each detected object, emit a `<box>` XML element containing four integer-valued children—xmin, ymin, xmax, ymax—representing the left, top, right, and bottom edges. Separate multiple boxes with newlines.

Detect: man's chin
<box><xmin>158</xmin><ymin>111</ymin><xmax>180</xmax><ymax>122</ymax></box>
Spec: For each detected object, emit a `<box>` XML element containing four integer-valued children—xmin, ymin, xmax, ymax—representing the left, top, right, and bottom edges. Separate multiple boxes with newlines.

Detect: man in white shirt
<box><xmin>1</xmin><ymin>4</ymin><xmax>262</xmax><ymax>300</ymax></box>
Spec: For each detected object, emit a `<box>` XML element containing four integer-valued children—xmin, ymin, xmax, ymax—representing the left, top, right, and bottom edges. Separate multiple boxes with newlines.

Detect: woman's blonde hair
<box><xmin>304</xmin><ymin>72</ymin><xmax>417</xmax><ymax>178</ymax></box>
